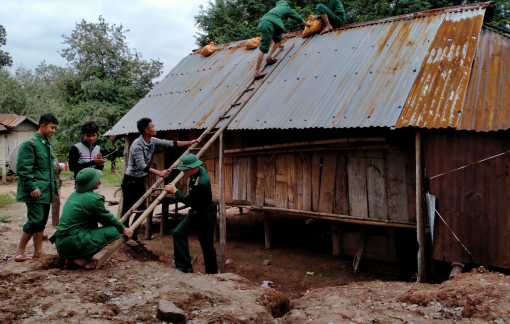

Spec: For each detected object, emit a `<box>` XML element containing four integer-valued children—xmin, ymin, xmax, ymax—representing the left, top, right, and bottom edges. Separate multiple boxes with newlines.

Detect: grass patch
<box><xmin>0</xmin><ymin>192</ymin><xmax>16</xmax><ymax>206</ymax></box>
<box><xmin>0</xmin><ymin>214</ymin><xmax>12</xmax><ymax>223</ymax></box>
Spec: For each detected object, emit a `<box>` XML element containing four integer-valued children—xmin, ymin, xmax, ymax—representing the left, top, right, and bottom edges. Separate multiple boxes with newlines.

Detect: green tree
<box><xmin>0</xmin><ymin>24</ymin><xmax>13</xmax><ymax>68</ymax></box>
<box><xmin>194</xmin><ymin>0</ymin><xmax>509</xmax><ymax>46</ymax></box>
<box><xmin>56</xmin><ymin>16</ymin><xmax>164</xmax><ymax>168</ymax></box>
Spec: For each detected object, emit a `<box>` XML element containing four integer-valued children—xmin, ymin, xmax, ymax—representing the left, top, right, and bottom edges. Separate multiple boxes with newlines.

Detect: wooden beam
<box><xmin>250</xmin><ymin>206</ymin><xmax>417</xmax><ymax>229</ymax></box>
<box><xmin>219</xmin><ymin>133</ymin><xmax>227</xmax><ymax>273</ymax></box>
<box><xmin>416</xmin><ymin>130</ymin><xmax>427</xmax><ymax>282</ymax></box>
<box><xmin>1</xmin><ymin>134</ymin><xmax>6</xmax><ymax>183</ymax></box>
<box><xmin>224</xmin><ymin>137</ymin><xmax>386</xmax><ymax>154</ymax></box>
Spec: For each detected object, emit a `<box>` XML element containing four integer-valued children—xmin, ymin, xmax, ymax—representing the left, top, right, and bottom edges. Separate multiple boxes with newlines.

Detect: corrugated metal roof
<box><xmin>457</xmin><ymin>27</ymin><xmax>510</xmax><ymax>131</ymax></box>
<box><xmin>0</xmin><ymin>114</ymin><xmax>38</xmax><ymax>128</ymax></box>
<box><xmin>396</xmin><ymin>8</ymin><xmax>485</xmax><ymax>129</ymax></box>
<box><xmin>106</xmin><ymin>2</ymin><xmax>493</xmax><ymax>136</ymax></box>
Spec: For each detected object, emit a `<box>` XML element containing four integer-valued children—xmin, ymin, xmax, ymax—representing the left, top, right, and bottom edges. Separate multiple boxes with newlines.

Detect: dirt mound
<box><xmin>398</xmin><ymin>268</ymin><xmax>510</xmax><ymax>319</ymax></box>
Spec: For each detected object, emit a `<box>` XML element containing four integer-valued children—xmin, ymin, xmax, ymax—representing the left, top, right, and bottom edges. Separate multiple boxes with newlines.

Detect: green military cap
<box><xmin>75</xmin><ymin>168</ymin><xmax>102</xmax><ymax>193</ymax></box>
<box><xmin>177</xmin><ymin>154</ymin><xmax>202</xmax><ymax>171</ymax></box>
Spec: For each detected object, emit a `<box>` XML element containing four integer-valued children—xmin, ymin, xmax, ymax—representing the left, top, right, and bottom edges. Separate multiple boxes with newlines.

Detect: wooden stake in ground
<box><xmin>218</xmin><ymin>133</ymin><xmax>226</xmax><ymax>273</ymax></box>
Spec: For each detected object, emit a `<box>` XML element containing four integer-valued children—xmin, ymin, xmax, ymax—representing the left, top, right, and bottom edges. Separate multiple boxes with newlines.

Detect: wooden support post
<box><xmin>214</xmin><ymin>209</ymin><xmax>220</xmax><ymax>242</ymax></box>
<box><xmin>219</xmin><ymin>133</ymin><xmax>227</xmax><ymax>273</ymax></box>
<box><xmin>1</xmin><ymin>134</ymin><xmax>6</xmax><ymax>184</ymax></box>
<box><xmin>51</xmin><ymin>159</ymin><xmax>62</xmax><ymax>227</ymax></box>
<box><xmin>331</xmin><ymin>221</ymin><xmax>341</xmax><ymax>256</ymax></box>
<box><xmin>416</xmin><ymin>130</ymin><xmax>427</xmax><ymax>282</ymax></box>
<box><xmin>116</xmin><ymin>137</ymin><xmax>131</xmax><ymax>219</ymax></box>
<box><xmin>264</xmin><ymin>212</ymin><xmax>272</xmax><ymax>250</ymax></box>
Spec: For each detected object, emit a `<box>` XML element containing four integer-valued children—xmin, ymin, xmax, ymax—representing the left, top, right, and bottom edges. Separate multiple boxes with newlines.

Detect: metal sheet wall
<box><xmin>424</xmin><ymin>131</ymin><xmax>510</xmax><ymax>268</ymax></box>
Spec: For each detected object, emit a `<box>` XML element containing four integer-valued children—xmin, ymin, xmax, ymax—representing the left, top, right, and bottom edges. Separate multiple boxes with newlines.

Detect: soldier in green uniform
<box><xmin>254</xmin><ymin>1</ymin><xmax>311</xmax><ymax>79</ymax></box>
<box><xmin>51</xmin><ymin>168</ymin><xmax>133</xmax><ymax>270</ymax></box>
<box><xmin>311</xmin><ymin>0</ymin><xmax>346</xmax><ymax>35</ymax></box>
<box><xmin>164</xmin><ymin>154</ymin><xmax>218</xmax><ymax>274</ymax></box>
<box><xmin>14</xmin><ymin>114</ymin><xmax>60</xmax><ymax>262</ymax></box>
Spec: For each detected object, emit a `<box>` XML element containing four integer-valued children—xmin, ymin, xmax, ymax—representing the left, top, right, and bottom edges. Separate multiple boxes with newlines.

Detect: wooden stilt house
<box><xmin>106</xmin><ymin>2</ymin><xmax>510</xmax><ymax>278</ymax></box>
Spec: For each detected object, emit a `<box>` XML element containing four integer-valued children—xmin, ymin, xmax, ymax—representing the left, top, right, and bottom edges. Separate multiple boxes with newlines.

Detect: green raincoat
<box><xmin>16</xmin><ymin>132</ymin><xmax>59</xmax><ymax>203</ymax></box>
<box><xmin>53</xmin><ymin>191</ymin><xmax>125</xmax><ymax>259</ymax></box>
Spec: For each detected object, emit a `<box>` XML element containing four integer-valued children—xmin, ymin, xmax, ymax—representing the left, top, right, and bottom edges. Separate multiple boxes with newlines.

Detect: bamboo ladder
<box><xmin>96</xmin><ymin>43</ymin><xmax>296</xmax><ymax>268</ymax></box>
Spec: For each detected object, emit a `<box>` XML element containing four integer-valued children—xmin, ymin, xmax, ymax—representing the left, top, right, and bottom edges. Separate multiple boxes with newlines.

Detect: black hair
<box><xmin>38</xmin><ymin>113</ymin><xmax>59</xmax><ymax>128</ymax></box>
<box><xmin>137</xmin><ymin>118</ymin><xmax>152</xmax><ymax>134</ymax></box>
<box><xmin>81</xmin><ymin>121</ymin><xmax>99</xmax><ymax>135</ymax></box>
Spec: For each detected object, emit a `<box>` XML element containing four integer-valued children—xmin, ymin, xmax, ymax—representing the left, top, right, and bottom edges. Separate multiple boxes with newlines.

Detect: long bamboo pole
<box><xmin>416</xmin><ymin>129</ymin><xmax>427</xmax><ymax>282</ymax></box>
<box><xmin>223</xmin><ymin>137</ymin><xmax>386</xmax><ymax>154</ymax></box>
<box><xmin>218</xmin><ymin>133</ymin><xmax>226</xmax><ymax>273</ymax></box>
<box><xmin>250</xmin><ymin>206</ymin><xmax>418</xmax><ymax>229</ymax></box>
<box><xmin>96</xmin><ymin>44</ymin><xmax>295</xmax><ymax>268</ymax></box>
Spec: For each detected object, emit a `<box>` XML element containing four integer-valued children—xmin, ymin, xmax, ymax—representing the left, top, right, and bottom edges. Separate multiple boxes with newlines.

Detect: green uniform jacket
<box><xmin>327</xmin><ymin>0</ymin><xmax>345</xmax><ymax>20</ymax></box>
<box><xmin>16</xmin><ymin>132</ymin><xmax>59</xmax><ymax>204</ymax></box>
<box><xmin>259</xmin><ymin>0</ymin><xmax>304</xmax><ymax>31</ymax></box>
<box><xmin>54</xmin><ymin>191</ymin><xmax>125</xmax><ymax>259</ymax></box>
<box><xmin>175</xmin><ymin>166</ymin><xmax>215</xmax><ymax>217</ymax></box>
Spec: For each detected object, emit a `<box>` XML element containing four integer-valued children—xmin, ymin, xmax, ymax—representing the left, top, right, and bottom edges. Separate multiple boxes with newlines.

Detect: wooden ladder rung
<box><xmin>132</xmin><ymin>210</ymin><xmax>146</xmax><ymax>214</ymax></box>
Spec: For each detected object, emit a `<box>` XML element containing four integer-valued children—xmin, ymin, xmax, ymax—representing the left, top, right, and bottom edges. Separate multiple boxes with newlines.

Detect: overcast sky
<box><xmin>2</xmin><ymin>0</ymin><xmax>207</xmax><ymax>78</ymax></box>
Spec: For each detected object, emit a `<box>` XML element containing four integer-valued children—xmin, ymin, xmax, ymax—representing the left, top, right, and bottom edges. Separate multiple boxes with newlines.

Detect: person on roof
<box><xmin>311</xmin><ymin>0</ymin><xmax>346</xmax><ymax>35</ymax></box>
<box><xmin>254</xmin><ymin>1</ymin><xmax>311</xmax><ymax>79</ymax></box>
<box><xmin>51</xmin><ymin>168</ymin><xmax>133</xmax><ymax>270</ymax></box>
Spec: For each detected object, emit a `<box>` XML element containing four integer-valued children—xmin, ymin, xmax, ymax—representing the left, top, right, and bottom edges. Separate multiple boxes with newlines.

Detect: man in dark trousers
<box><xmin>312</xmin><ymin>0</ymin><xmax>346</xmax><ymax>35</ymax></box>
<box><xmin>14</xmin><ymin>113</ymin><xmax>60</xmax><ymax>262</ymax></box>
<box><xmin>121</xmin><ymin>118</ymin><xmax>197</xmax><ymax>247</ymax></box>
<box><xmin>68</xmin><ymin>121</ymin><xmax>106</xmax><ymax>194</ymax></box>
<box><xmin>254</xmin><ymin>1</ymin><xmax>311</xmax><ymax>79</ymax></box>
<box><xmin>164</xmin><ymin>154</ymin><xmax>218</xmax><ymax>274</ymax></box>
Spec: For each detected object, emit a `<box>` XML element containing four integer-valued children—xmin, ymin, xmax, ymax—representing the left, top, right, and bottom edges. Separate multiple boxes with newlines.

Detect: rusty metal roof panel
<box><xmin>106</xmin><ymin>3</ymin><xmax>491</xmax><ymax>135</ymax></box>
<box><xmin>231</xmin><ymin>14</ymin><xmax>446</xmax><ymax>130</ymax></box>
<box><xmin>0</xmin><ymin>114</ymin><xmax>37</xmax><ymax>128</ymax></box>
<box><xmin>457</xmin><ymin>27</ymin><xmax>510</xmax><ymax>131</ymax></box>
<box><xmin>396</xmin><ymin>8</ymin><xmax>486</xmax><ymax>129</ymax></box>
<box><xmin>106</xmin><ymin>47</ymin><xmax>258</xmax><ymax>135</ymax></box>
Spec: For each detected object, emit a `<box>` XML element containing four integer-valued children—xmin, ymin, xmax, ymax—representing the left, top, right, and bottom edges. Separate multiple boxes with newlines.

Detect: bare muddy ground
<box><xmin>1</xmin><ymin>179</ymin><xmax>509</xmax><ymax>323</ymax></box>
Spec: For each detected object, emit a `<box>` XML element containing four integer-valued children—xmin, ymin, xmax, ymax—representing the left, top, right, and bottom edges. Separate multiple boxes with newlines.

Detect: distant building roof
<box><xmin>0</xmin><ymin>114</ymin><xmax>38</xmax><ymax>129</ymax></box>
<box><xmin>106</xmin><ymin>2</ymin><xmax>506</xmax><ymax>136</ymax></box>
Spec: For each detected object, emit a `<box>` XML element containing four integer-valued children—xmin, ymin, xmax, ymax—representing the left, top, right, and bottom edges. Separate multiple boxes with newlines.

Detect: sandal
<box><xmin>319</xmin><ymin>26</ymin><xmax>333</xmax><ymax>35</ymax></box>
<box><xmin>32</xmin><ymin>254</ymin><xmax>45</xmax><ymax>259</ymax></box>
<box><xmin>135</xmin><ymin>239</ymin><xmax>146</xmax><ymax>246</ymax></box>
<box><xmin>265</xmin><ymin>57</ymin><xmax>278</xmax><ymax>64</ymax></box>
<box><xmin>254</xmin><ymin>71</ymin><xmax>267</xmax><ymax>79</ymax></box>
<box><xmin>14</xmin><ymin>252</ymin><xmax>29</xmax><ymax>262</ymax></box>
<box><xmin>84</xmin><ymin>260</ymin><xmax>98</xmax><ymax>270</ymax></box>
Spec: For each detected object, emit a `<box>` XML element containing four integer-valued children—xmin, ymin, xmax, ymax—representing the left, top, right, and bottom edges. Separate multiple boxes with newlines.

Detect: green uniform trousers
<box><xmin>258</xmin><ymin>20</ymin><xmax>284</xmax><ymax>54</ymax></box>
<box><xmin>23</xmin><ymin>203</ymin><xmax>51</xmax><ymax>234</ymax></box>
<box><xmin>316</xmin><ymin>4</ymin><xmax>345</xmax><ymax>28</ymax></box>
<box><xmin>173</xmin><ymin>211</ymin><xmax>218</xmax><ymax>274</ymax></box>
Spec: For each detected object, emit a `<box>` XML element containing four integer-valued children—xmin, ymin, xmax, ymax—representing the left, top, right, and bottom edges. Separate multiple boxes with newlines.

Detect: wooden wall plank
<box><xmin>334</xmin><ymin>152</ymin><xmax>349</xmax><ymax>215</ymax></box>
<box><xmin>255</xmin><ymin>155</ymin><xmax>266</xmax><ymax>206</ymax></box>
<box><xmin>366</xmin><ymin>157</ymin><xmax>388</xmax><ymax>220</ymax></box>
<box><xmin>238</xmin><ymin>157</ymin><xmax>248</xmax><ymax>200</ymax></box>
<box><xmin>311</xmin><ymin>152</ymin><xmax>321</xmax><ymax>212</ymax></box>
<box><xmin>232</xmin><ymin>157</ymin><xmax>240</xmax><ymax>200</ymax></box>
<box><xmin>225</xmin><ymin>156</ymin><xmax>233</xmax><ymax>200</ymax></box>
<box><xmin>275</xmin><ymin>155</ymin><xmax>288</xmax><ymax>208</ymax></box>
<box><xmin>296</xmin><ymin>154</ymin><xmax>304</xmax><ymax>210</ymax></box>
<box><xmin>384</xmin><ymin>151</ymin><xmax>409</xmax><ymax>222</ymax></box>
<box><xmin>264</xmin><ymin>155</ymin><xmax>276</xmax><ymax>207</ymax></box>
<box><xmin>347</xmin><ymin>157</ymin><xmax>368</xmax><ymax>217</ymax></box>
<box><xmin>318</xmin><ymin>152</ymin><xmax>338</xmax><ymax>213</ymax></box>
<box><xmin>302</xmin><ymin>153</ymin><xmax>312</xmax><ymax>211</ymax></box>
<box><xmin>286</xmin><ymin>154</ymin><xmax>296</xmax><ymax>209</ymax></box>
<box><xmin>404</xmin><ymin>146</ymin><xmax>417</xmax><ymax>223</ymax></box>
<box><xmin>247</xmin><ymin>156</ymin><xmax>257</xmax><ymax>204</ymax></box>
